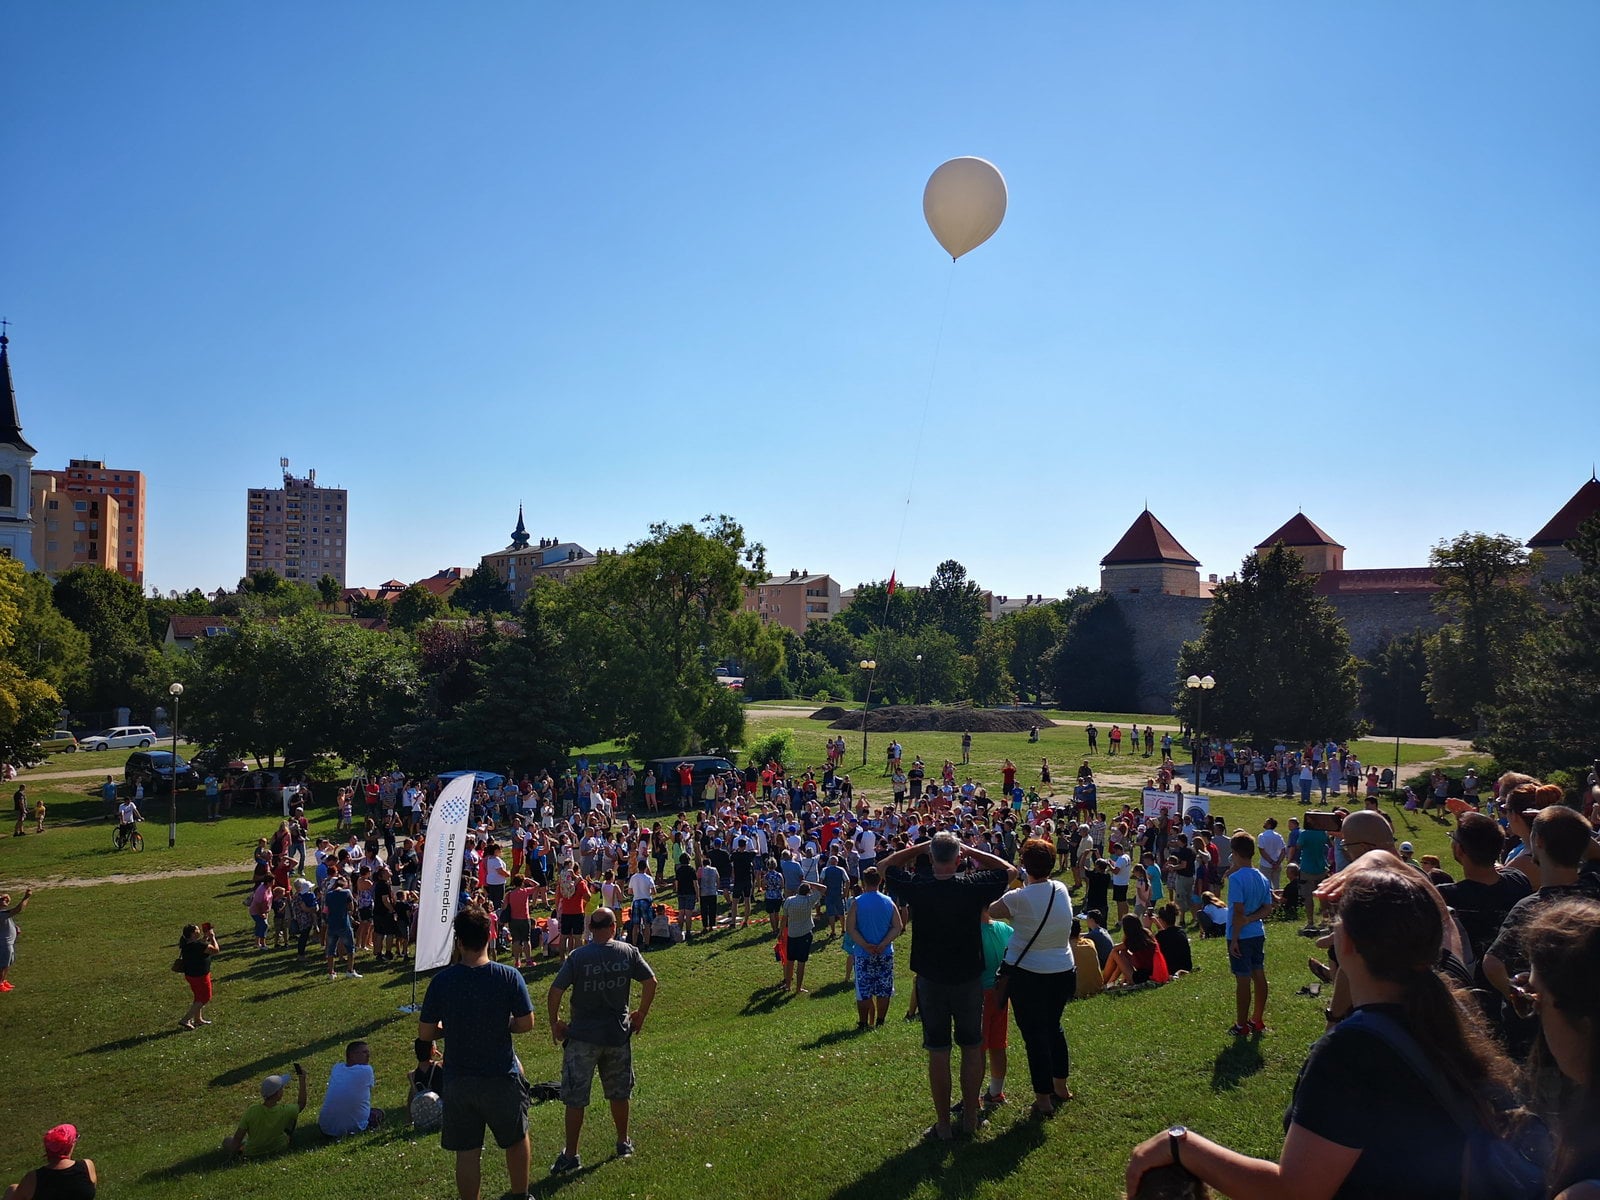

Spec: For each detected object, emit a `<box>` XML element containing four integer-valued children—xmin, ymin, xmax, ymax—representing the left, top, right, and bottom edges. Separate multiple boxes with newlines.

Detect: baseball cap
<box><xmin>261</xmin><ymin>1074</ymin><xmax>293</xmax><ymax>1099</ymax></box>
<box><xmin>1400</xmin><ymin>841</ymin><xmax>1414</xmax><ymax>854</ymax></box>
<box><xmin>42</xmin><ymin>1125</ymin><xmax>77</xmax><ymax>1159</ymax></box>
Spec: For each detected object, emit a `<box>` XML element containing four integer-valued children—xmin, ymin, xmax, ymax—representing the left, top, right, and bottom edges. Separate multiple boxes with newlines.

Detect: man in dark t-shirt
<box><xmin>547</xmin><ymin>907</ymin><xmax>657</xmax><ymax>1173</ymax></box>
<box><xmin>1437</xmin><ymin>812</ymin><xmax>1531</xmax><ymax>975</ymax></box>
<box><xmin>418</xmin><ymin>909</ymin><xmax>535</xmax><ymax>1200</ymax></box>
<box><xmin>880</xmin><ymin>833</ymin><xmax>1015</xmax><ymax>1141</ymax></box>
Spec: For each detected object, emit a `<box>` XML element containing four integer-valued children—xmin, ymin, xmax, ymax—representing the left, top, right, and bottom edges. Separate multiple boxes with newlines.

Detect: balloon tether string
<box><xmin>885</xmin><ymin>259</ymin><xmax>957</xmax><ymax>614</ymax></box>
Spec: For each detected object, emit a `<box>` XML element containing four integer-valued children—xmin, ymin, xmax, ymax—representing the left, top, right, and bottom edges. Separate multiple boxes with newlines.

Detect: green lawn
<box><xmin>3</xmin><ymin>869</ymin><xmax>1337</xmax><ymax>1200</ymax></box>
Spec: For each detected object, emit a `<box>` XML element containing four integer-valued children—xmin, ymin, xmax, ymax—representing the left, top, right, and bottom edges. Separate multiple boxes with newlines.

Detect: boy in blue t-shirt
<box><xmin>1225</xmin><ymin>832</ymin><xmax>1275</xmax><ymax>1037</ymax></box>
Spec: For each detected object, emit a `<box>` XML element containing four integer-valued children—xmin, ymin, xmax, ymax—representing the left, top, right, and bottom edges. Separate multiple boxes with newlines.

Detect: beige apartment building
<box><xmin>31</xmin><ymin>460</ymin><xmax>146</xmax><ymax>583</ymax></box>
<box><xmin>31</xmin><ymin>473</ymin><xmax>121</xmax><ymax>576</ymax></box>
<box><xmin>246</xmin><ymin>460</ymin><xmax>349</xmax><ymax>585</ymax></box>
<box><xmin>745</xmin><ymin>570</ymin><xmax>841</xmax><ymax>633</ymax></box>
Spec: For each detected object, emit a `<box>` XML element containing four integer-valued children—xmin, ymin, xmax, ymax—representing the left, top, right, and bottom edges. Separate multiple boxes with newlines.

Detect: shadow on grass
<box><xmin>827</xmin><ymin>1111</ymin><xmax>1047</xmax><ymax>1200</ymax></box>
<box><xmin>209</xmin><ymin>1014</ymin><xmax>403</xmax><ymax>1086</ymax></box>
<box><xmin>1210</xmin><ymin>1038</ymin><xmax>1264</xmax><ymax>1091</ymax></box>
<box><xmin>809</xmin><ymin>978</ymin><xmax>854</xmax><ymax>1000</ymax></box>
<box><xmin>801</xmin><ymin>1025</ymin><xmax>870</xmax><ymax>1051</ymax></box>
<box><xmin>137</xmin><ymin>1123</ymin><xmax>330</xmax><ymax>1184</ymax></box>
<box><xmin>528</xmin><ymin>1159</ymin><xmax>603</xmax><ymax>1194</ymax></box>
<box><xmin>739</xmin><ymin>984</ymin><xmax>791</xmax><ymax>1017</ymax></box>
<box><xmin>81</xmin><ymin>1027</ymin><xmax>188</xmax><ymax>1055</ymax></box>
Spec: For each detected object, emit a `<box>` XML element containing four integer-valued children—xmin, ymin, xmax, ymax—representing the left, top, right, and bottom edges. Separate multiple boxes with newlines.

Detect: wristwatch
<box><xmin>1168</xmin><ymin>1125</ymin><xmax>1188</xmax><ymax>1168</ymax></box>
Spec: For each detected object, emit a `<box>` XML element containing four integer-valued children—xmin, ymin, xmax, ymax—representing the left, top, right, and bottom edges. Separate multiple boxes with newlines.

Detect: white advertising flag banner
<box><xmin>1142</xmin><ymin>788</ymin><xmax>1210</xmax><ymax>825</ymax></box>
<box><xmin>414</xmin><ymin>774</ymin><xmax>474</xmax><ymax>972</ymax></box>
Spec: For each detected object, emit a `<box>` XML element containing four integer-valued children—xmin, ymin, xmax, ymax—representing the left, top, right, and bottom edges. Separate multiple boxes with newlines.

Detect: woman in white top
<box><xmin>989</xmin><ymin>838</ymin><xmax>1077</xmax><ymax>1117</ymax></box>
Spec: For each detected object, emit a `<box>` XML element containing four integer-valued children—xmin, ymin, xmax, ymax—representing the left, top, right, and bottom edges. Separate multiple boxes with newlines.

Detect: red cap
<box><xmin>43</xmin><ymin>1125</ymin><xmax>77</xmax><ymax>1159</ymax></box>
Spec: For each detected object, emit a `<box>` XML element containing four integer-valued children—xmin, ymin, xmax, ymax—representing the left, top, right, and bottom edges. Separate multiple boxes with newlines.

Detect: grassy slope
<box><xmin>4</xmin><ymin>869</ymin><xmax>1333</xmax><ymax>1200</ymax></box>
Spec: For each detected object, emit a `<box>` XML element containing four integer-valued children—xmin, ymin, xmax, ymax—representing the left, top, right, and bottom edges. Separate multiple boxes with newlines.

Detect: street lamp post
<box><xmin>168</xmin><ymin>682</ymin><xmax>184</xmax><ymax>848</ymax></box>
<box><xmin>915</xmin><ymin>653</ymin><xmax>923</xmax><ymax>705</ymax></box>
<box><xmin>859</xmin><ymin>659</ymin><xmax>877</xmax><ymax>767</ymax></box>
<box><xmin>1185</xmin><ymin>673</ymin><xmax>1215</xmax><ymax>794</ymax></box>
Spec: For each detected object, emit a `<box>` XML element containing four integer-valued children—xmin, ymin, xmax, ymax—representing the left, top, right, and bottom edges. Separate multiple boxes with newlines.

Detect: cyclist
<box><xmin>117</xmin><ymin>796</ymin><xmax>143</xmax><ymax>847</ymax></box>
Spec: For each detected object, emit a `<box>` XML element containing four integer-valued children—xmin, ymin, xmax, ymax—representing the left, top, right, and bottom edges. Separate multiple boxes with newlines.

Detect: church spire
<box><xmin>0</xmin><ymin>326</ymin><xmax>38</xmax><ymax>455</ymax></box>
<box><xmin>510</xmin><ymin>503</ymin><xmax>530</xmax><ymax>549</ymax></box>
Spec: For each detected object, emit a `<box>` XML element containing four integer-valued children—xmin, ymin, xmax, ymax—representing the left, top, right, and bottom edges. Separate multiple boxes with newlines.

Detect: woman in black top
<box><xmin>1525</xmin><ymin>897</ymin><xmax>1600</xmax><ymax>1200</ymax></box>
<box><xmin>1127</xmin><ymin>855</ymin><xmax>1522</xmax><ymax>1200</ymax></box>
<box><xmin>1153</xmin><ymin>903</ymin><xmax>1193</xmax><ymax>974</ymax></box>
<box><xmin>6</xmin><ymin>1123</ymin><xmax>96</xmax><ymax>1200</ymax></box>
<box><xmin>176</xmin><ymin>923</ymin><xmax>220</xmax><ymax>1030</ymax></box>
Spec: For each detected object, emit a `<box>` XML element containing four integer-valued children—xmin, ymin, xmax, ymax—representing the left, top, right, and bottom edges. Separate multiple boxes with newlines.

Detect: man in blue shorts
<box><xmin>321</xmin><ymin>874</ymin><xmax>360</xmax><ymax>981</ymax></box>
<box><xmin>845</xmin><ymin>867</ymin><xmax>903</xmax><ymax>1028</ymax></box>
<box><xmin>419</xmin><ymin>908</ymin><xmax>536</xmax><ymax>1200</ymax></box>
<box><xmin>1225</xmin><ymin>832</ymin><xmax>1275</xmax><ymax>1037</ymax></box>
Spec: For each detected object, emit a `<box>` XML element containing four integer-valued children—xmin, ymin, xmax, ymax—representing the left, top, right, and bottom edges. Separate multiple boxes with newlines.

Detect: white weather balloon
<box><xmin>922</xmin><ymin>157</ymin><xmax>1007</xmax><ymax>260</ymax></box>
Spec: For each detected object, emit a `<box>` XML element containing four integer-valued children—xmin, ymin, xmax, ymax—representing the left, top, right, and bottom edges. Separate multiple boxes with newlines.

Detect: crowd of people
<box><xmin>10</xmin><ymin>734</ymin><xmax>1600</xmax><ymax>1200</ymax></box>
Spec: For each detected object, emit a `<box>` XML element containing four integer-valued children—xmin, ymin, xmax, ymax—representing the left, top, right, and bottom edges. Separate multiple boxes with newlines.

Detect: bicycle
<box><xmin>113</xmin><ymin>822</ymin><xmax>145</xmax><ymax>852</ymax></box>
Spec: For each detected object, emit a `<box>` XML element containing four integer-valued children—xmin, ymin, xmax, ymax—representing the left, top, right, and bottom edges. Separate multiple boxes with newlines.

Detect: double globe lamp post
<box><xmin>1185</xmin><ymin>673</ymin><xmax>1215</xmax><ymax>795</ymax></box>
<box><xmin>168</xmin><ymin>681</ymin><xmax>183</xmax><ymax>848</ymax></box>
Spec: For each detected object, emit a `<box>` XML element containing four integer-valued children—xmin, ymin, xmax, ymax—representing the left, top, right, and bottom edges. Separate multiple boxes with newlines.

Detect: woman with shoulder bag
<box><xmin>989</xmin><ymin>838</ymin><xmax>1076</xmax><ymax>1118</ymax></box>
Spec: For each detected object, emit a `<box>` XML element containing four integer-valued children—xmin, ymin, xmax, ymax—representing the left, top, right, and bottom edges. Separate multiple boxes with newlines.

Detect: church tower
<box><xmin>0</xmin><ymin>330</ymin><xmax>38</xmax><ymax>569</ymax></box>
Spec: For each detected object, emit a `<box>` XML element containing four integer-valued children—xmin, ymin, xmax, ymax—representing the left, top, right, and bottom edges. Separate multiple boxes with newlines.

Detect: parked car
<box><xmin>41</xmin><ymin>730</ymin><xmax>79</xmax><ymax>754</ymax></box>
<box><xmin>641</xmin><ymin>755</ymin><xmax>737</xmax><ymax>802</ymax></box>
<box><xmin>80</xmin><ymin>725</ymin><xmax>157</xmax><ymax>751</ymax></box>
<box><xmin>125</xmin><ymin>750</ymin><xmax>199</xmax><ymax>793</ymax></box>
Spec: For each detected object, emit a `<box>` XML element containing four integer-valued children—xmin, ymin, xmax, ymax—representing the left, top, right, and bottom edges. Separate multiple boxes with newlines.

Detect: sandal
<box><xmin>178</xmin><ymin>1020</ymin><xmax>196</xmax><ymax>1030</ymax></box>
<box><xmin>922</xmin><ymin>1124</ymin><xmax>954</xmax><ymax>1143</ymax></box>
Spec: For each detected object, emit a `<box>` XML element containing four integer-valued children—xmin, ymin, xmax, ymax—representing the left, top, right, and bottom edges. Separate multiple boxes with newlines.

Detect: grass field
<box><xmin>4</xmin><ymin>864</ymin><xmax>1347</xmax><ymax>1200</ymax></box>
<box><xmin>0</xmin><ymin>711</ymin><xmax>1472</xmax><ymax>1198</ymax></box>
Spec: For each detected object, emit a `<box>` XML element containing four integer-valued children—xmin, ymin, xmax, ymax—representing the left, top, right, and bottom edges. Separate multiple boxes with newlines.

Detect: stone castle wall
<box><xmin>1117</xmin><ymin>589</ymin><xmax>1443</xmax><ymax>713</ymax></box>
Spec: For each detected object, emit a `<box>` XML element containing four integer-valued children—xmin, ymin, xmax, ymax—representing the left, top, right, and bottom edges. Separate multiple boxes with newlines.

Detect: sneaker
<box><xmin>0</xmin><ymin>980</ymin><xmax>13</xmax><ymax>992</ymax></box>
<box><xmin>550</xmin><ymin>1151</ymin><xmax>582</xmax><ymax>1176</ymax></box>
<box><xmin>345</xmin><ymin>970</ymin><xmax>363</xmax><ymax>979</ymax></box>
<box><xmin>982</xmin><ymin>1091</ymin><xmax>1007</xmax><ymax>1106</ymax></box>
<box><xmin>1249</xmin><ymin>1019</ymin><xmax>1269</xmax><ymax>1034</ymax></box>
<box><xmin>616</xmin><ymin>1139</ymin><xmax>635</xmax><ymax>1158</ymax></box>
<box><xmin>1228</xmin><ymin>1022</ymin><xmax>1250</xmax><ymax>1037</ymax></box>
<box><xmin>327</xmin><ymin>973</ymin><xmax>338</xmax><ymax>982</ymax></box>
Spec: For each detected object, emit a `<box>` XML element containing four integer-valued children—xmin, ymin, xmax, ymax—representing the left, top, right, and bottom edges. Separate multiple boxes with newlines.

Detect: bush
<box><xmin>744</xmin><ymin>728</ymin><xmax>797</xmax><ymax>771</ymax></box>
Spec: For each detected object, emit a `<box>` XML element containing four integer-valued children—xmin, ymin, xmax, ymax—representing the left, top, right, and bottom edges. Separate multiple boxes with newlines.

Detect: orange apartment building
<box><xmin>31</xmin><ymin>459</ymin><xmax>145</xmax><ymax>584</ymax></box>
<box><xmin>744</xmin><ymin>570</ymin><xmax>842</xmax><ymax>633</ymax></box>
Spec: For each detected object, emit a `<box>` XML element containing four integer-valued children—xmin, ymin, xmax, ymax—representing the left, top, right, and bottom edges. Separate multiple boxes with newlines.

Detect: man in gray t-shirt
<box><xmin>779</xmin><ymin>885</ymin><xmax>820</xmax><ymax>995</ymax></box>
<box><xmin>546</xmin><ymin>907</ymin><xmax>658</xmax><ymax>1174</ymax></box>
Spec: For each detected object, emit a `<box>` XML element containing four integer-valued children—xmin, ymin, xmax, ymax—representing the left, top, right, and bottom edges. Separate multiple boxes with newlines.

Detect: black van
<box><xmin>641</xmin><ymin>755</ymin><xmax>737</xmax><ymax>804</ymax></box>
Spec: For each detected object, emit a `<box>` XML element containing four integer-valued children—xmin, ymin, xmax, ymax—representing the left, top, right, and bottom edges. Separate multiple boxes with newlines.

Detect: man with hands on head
<box><xmin>878</xmin><ymin>832</ymin><xmax>1018</xmax><ymax>1142</ymax></box>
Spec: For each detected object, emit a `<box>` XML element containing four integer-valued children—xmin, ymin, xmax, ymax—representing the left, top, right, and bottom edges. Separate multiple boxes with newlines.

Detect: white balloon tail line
<box><xmin>889</xmin><ymin>260</ymin><xmax>958</xmax><ymax>583</ymax></box>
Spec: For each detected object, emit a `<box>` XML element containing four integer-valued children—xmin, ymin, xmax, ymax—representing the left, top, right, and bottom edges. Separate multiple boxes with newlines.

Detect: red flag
<box><xmin>887</xmin><ymin>571</ymin><xmax>897</xmax><ymax>596</ymax></box>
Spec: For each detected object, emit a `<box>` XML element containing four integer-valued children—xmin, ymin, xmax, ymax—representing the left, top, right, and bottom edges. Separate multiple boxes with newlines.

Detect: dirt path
<box><xmin>5</xmin><ymin>861</ymin><xmax>247</xmax><ymax>891</ymax></box>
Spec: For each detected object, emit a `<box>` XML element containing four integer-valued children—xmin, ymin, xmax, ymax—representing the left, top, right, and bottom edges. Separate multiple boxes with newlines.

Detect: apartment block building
<box><xmin>30</xmin><ymin>460</ymin><xmax>146</xmax><ymax>583</ymax></box>
<box><xmin>745</xmin><ymin>570</ymin><xmax>841</xmax><ymax>633</ymax></box>
<box><xmin>246</xmin><ymin>460</ymin><xmax>348</xmax><ymax>585</ymax></box>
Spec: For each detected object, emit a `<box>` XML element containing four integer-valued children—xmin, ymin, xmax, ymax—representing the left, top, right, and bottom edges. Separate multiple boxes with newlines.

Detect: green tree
<box><xmin>1004</xmin><ymin>605</ymin><xmax>1063</xmax><ymax>704</ymax></box>
<box><xmin>1359</xmin><ymin>632</ymin><xmax>1450</xmax><ymax>737</ymax></box>
<box><xmin>390</xmin><ymin>583</ymin><xmax>447</xmax><ymax>632</ymax></box>
<box><xmin>970</xmin><ymin>621</ymin><xmax>1016</xmax><ymax>707</ymax></box>
<box><xmin>549</xmin><ymin>515</ymin><xmax>765</xmax><ymax>758</ymax></box>
<box><xmin>1047</xmin><ymin>594</ymin><xmax>1141</xmax><ymax>712</ymax></box>
<box><xmin>920</xmin><ymin>559</ymin><xmax>988</xmax><ymax>652</ymax></box>
<box><xmin>317</xmin><ymin>574</ymin><xmax>342</xmax><ymax>609</ymax></box>
<box><xmin>13</xmin><ymin>570</ymin><xmax>90</xmax><ymax>700</ymax></box>
<box><xmin>51</xmin><ymin>564</ymin><xmax>159</xmax><ymax>711</ymax></box>
<box><xmin>0</xmin><ymin>558</ymin><xmax>62</xmax><ymax>762</ymax></box>
<box><xmin>1484</xmin><ymin>514</ymin><xmax>1600</xmax><ymax>780</ymax></box>
<box><xmin>451</xmin><ymin>566</ymin><xmax>512</xmax><ymax>617</ymax></box>
<box><xmin>1424</xmin><ymin>532</ymin><xmax>1546</xmax><ymax>729</ymax></box>
<box><xmin>800</xmin><ymin>619</ymin><xmax>865</xmax><ymax>673</ymax></box>
<box><xmin>863</xmin><ymin>627</ymin><xmax>967</xmax><ymax>705</ymax></box>
<box><xmin>183</xmin><ymin>612</ymin><xmax>422</xmax><ymax>768</ymax></box>
<box><xmin>721</xmin><ymin>609</ymin><xmax>787</xmax><ymax>697</ymax></box>
<box><xmin>350</xmin><ymin>595</ymin><xmax>391</xmax><ymax>620</ymax></box>
<box><xmin>438</xmin><ymin>599</ymin><xmax>589</xmax><ymax>776</ymax></box>
<box><xmin>1174</xmin><ymin>546</ymin><xmax>1359</xmax><ymax>742</ymax></box>
<box><xmin>835</xmin><ymin>580</ymin><xmax>918</xmax><ymax>638</ymax></box>
<box><xmin>144</xmin><ymin>587</ymin><xmax>209</xmax><ymax>643</ymax></box>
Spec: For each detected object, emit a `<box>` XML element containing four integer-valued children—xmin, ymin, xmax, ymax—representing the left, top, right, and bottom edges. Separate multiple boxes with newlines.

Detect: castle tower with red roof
<box><xmin>1528</xmin><ymin>474</ymin><xmax>1600</xmax><ymax>581</ymax></box>
<box><xmin>1255</xmin><ymin>513</ymin><xmax>1345</xmax><ymax>574</ymax></box>
<box><xmin>1100</xmin><ymin>509</ymin><xmax>1202</xmax><ymax>597</ymax></box>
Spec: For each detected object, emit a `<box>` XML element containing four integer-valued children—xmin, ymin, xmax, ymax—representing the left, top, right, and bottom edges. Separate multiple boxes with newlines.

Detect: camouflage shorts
<box><xmin>561</xmin><ymin>1038</ymin><xmax>634</xmax><ymax>1107</ymax></box>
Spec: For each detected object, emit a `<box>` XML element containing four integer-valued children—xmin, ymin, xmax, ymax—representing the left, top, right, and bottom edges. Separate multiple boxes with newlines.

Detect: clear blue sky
<box><xmin>9</xmin><ymin>3</ymin><xmax>1599</xmax><ymax>598</ymax></box>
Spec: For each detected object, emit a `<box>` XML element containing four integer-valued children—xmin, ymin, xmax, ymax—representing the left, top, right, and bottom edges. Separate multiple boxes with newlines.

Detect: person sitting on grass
<box><xmin>1070</xmin><ymin>919</ymin><xmax>1105</xmax><ymax>999</ymax></box>
<box><xmin>1083</xmin><ymin>909</ymin><xmax>1114</xmax><ymax>971</ymax></box>
<box><xmin>1153</xmin><ymin>903</ymin><xmax>1193</xmax><ymax>975</ymax></box>
<box><xmin>224</xmin><ymin>1065</ymin><xmax>308</xmax><ymax>1157</ymax></box>
<box><xmin>1195</xmin><ymin>893</ymin><xmax>1228</xmax><ymax>939</ymax></box>
<box><xmin>3</xmin><ymin>1123</ymin><xmax>96</xmax><ymax>1200</ymax></box>
<box><xmin>318</xmin><ymin>1041</ymin><xmax>384</xmax><ymax>1138</ymax></box>
<box><xmin>1101</xmin><ymin>915</ymin><xmax>1169</xmax><ymax>988</ymax></box>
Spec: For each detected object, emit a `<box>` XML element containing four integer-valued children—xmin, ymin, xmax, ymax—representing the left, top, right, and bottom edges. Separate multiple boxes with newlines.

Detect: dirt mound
<box><xmin>810</xmin><ymin>705</ymin><xmax>849</xmax><ymax>721</ymax></box>
<box><xmin>828</xmin><ymin>706</ymin><xmax>1055</xmax><ymax>734</ymax></box>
